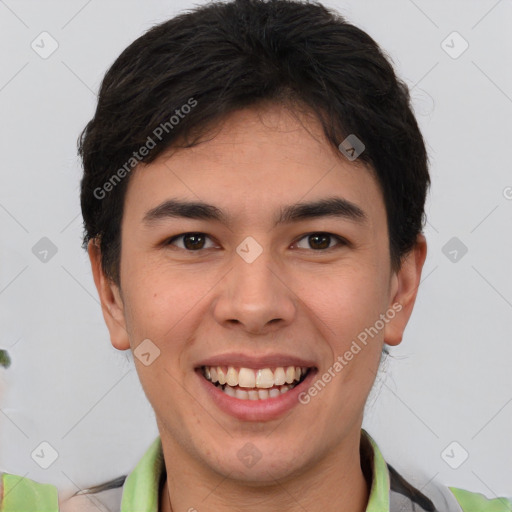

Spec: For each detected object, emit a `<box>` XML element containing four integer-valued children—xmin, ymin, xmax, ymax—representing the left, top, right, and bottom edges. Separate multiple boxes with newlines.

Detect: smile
<box><xmin>201</xmin><ymin>365</ymin><xmax>311</xmax><ymax>400</ymax></box>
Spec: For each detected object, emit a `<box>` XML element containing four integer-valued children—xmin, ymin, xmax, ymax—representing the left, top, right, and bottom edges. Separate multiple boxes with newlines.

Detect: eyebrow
<box><xmin>143</xmin><ymin>197</ymin><xmax>368</xmax><ymax>228</ymax></box>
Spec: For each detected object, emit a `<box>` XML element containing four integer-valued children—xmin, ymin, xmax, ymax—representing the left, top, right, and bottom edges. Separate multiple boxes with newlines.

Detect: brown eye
<box><xmin>166</xmin><ymin>233</ymin><xmax>215</xmax><ymax>251</ymax></box>
<box><xmin>294</xmin><ymin>232</ymin><xmax>346</xmax><ymax>251</ymax></box>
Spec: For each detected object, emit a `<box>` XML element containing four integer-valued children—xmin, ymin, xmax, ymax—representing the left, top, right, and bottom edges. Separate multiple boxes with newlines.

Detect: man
<box><xmin>1</xmin><ymin>0</ymin><xmax>510</xmax><ymax>510</ymax></box>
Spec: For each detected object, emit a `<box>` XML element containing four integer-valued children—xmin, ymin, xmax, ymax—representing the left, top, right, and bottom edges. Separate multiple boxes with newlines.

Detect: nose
<box><xmin>212</xmin><ymin>246</ymin><xmax>297</xmax><ymax>335</ymax></box>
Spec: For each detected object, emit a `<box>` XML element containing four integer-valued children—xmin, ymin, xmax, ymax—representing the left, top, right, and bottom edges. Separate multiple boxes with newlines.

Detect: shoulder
<box><xmin>1</xmin><ymin>437</ymin><xmax>161</xmax><ymax>511</ymax></box>
<box><xmin>0</xmin><ymin>471</ymin><xmax>125</xmax><ymax>512</ymax></box>
<box><xmin>388</xmin><ymin>464</ymin><xmax>512</xmax><ymax>512</ymax></box>
<box><xmin>1</xmin><ymin>471</ymin><xmax>59</xmax><ymax>511</ymax></box>
<box><xmin>448</xmin><ymin>486</ymin><xmax>512</xmax><ymax>512</ymax></box>
<box><xmin>362</xmin><ymin>429</ymin><xmax>511</xmax><ymax>512</ymax></box>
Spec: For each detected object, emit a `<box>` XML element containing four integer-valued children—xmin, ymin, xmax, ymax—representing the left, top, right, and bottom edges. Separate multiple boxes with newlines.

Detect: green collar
<box><xmin>120</xmin><ymin>436</ymin><xmax>164</xmax><ymax>511</ymax></box>
<box><xmin>363</xmin><ymin>429</ymin><xmax>391</xmax><ymax>512</ymax></box>
<box><xmin>120</xmin><ymin>428</ymin><xmax>390</xmax><ymax>511</ymax></box>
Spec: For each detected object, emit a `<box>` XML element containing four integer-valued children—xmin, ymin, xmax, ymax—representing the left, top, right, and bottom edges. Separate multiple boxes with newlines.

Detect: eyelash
<box><xmin>164</xmin><ymin>232</ymin><xmax>348</xmax><ymax>252</ymax></box>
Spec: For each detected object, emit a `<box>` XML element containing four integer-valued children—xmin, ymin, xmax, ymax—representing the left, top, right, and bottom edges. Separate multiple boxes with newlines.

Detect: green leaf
<box><xmin>0</xmin><ymin>349</ymin><xmax>11</xmax><ymax>369</ymax></box>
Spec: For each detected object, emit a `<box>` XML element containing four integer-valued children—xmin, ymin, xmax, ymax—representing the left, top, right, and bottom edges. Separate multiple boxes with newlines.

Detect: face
<box><xmin>90</xmin><ymin>103</ymin><xmax>426</xmax><ymax>484</ymax></box>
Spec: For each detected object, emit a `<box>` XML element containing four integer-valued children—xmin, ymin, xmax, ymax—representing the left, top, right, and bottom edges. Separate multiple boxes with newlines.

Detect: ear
<box><xmin>384</xmin><ymin>234</ymin><xmax>427</xmax><ymax>346</ymax></box>
<box><xmin>88</xmin><ymin>239</ymin><xmax>131</xmax><ymax>351</ymax></box>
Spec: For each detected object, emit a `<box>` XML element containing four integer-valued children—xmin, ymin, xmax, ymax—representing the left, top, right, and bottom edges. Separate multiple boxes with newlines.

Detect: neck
<box><xmin>159</xmin><ymin>429</ymin><xmax>370</xmax><ymax>512</ymax></box>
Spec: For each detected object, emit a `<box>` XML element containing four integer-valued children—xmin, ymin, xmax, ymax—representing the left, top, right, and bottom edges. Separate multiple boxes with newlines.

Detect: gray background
<box><xmin>0</xmin><ymin>0</ymin><xmax>511</xmax><ymax>501</ymax></box>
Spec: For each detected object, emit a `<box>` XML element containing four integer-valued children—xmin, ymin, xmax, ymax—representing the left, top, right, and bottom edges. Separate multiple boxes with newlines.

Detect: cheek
<box><xmin>304</xmin><ymin>266</ymin><xmax>388</xmax><ymax>340</ymax></box>
<box><xmin>120</xmin><ymin>267</ymin><xmax>176</xmax><ymax>341</ymax></box>
<box><xmin>120</xmin><ymin>260</ymin><xmax>211</xmax><ymax>350</ymax></box>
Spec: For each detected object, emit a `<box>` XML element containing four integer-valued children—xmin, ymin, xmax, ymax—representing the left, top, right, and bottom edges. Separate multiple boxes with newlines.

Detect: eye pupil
<box><xmin>309</xmin><ymin>233</ymin><xmax>330</xmax><ymax>250</ymax></box>
<box><xmin>184</xmin><ymin>234</ymin><xmax>205</xmax><ymax>250</ymax></box>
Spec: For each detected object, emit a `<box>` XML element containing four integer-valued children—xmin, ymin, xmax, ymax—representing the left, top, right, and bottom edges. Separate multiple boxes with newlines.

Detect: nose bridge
<box><xmin>235</xmin><ymin>245</ymin><xmax>277</xmax><ymax>300</ymax></box>
<box><xmin>214</xmin><ymin>240</ymin><xmax>296</xmax><ymax>332</ymax></box>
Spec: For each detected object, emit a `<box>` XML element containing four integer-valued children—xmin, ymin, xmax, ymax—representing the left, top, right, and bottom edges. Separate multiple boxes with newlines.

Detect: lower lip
<box><xmin>196</xmin><ymin>368</ymin><xmax>318</xmax><ymax>421</ymax></box>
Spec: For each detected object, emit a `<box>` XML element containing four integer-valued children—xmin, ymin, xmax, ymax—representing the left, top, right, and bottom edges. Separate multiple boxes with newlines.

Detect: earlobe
<box><xmin>87</xmin><ymin>240</ymin><xmax>131</xmax><ymax>351</ymax></box>
<box><xmin>384</xmin><ymin>234</ymin><xmax>427</xmax><ymax>346</ymax></box>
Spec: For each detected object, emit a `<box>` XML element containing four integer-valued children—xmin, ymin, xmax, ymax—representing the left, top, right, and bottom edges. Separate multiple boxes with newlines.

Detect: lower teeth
<box><xmin>216</xmin><ymin>383</ymin><xmax>295</xmax><ymax>400</ymax></box>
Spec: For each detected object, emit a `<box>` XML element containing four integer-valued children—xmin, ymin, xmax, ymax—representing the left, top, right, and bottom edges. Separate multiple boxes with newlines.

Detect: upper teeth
<box><xmin>203</xmin><ymin>366</ymin><xmax>308</xmax><ymax>388</ymax></box>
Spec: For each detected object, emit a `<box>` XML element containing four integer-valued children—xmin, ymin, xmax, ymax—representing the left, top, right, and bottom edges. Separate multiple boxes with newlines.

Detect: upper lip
<box><xmin>195</xmin><ymin>352</ymin><xmax>317</xmax><ymax>370</ymax></box>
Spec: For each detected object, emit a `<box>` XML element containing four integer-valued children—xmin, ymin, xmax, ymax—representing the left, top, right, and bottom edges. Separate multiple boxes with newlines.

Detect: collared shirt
<box><xmin>1</xmin><ymin>429</ymin><xmax>511</xmax><ymax>511</ymax></box>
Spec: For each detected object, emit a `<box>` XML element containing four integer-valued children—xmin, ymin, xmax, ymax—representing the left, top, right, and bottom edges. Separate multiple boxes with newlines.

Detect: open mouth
<box><xmin>201</xmin><ymin>365</ymin><xmax>313</xmax><ymax>400</ymax></box>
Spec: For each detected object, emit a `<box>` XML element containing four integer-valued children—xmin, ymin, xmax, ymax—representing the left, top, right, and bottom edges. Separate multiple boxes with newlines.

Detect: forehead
<box><xmin>124</xmin><ymin>104</ymin><xmax>385</xmax><ymax>230</ymax></box>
